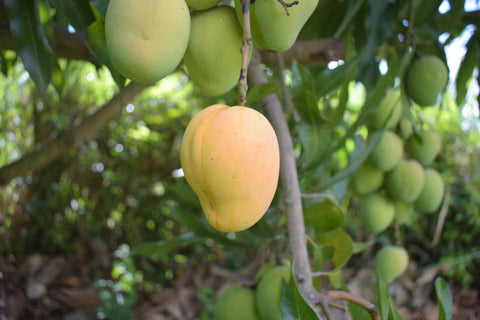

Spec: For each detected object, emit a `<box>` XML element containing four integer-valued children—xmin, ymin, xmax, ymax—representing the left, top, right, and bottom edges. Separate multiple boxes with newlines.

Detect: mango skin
<box><xmin>184</xmin><ymin>6</ymin><xmax>243</xmax><ymax>96</ymax></box>
<box><xmin>235</xmin><ymin>0</ymin><xmax>319</xmax><ymax>52</ymax></box>
<box><xmin>214</xmin><ymin>284</ymin><xmax>262</xmax><ymax>320</ymax></box>
<box><xmin>186</xmin><ymin>0</ymin><xmax>221</xmax><ymax>11</ymax></box>
<box><xmin>350</xmin><ymin>161</ymin><xmax>384</xmax><ymax>196</ymax></box>
<box><xmin>369</xmin><ymin>89</ymin><xmax>402</xmax><ymax>130</ymax></box>
<box><xmin>415</xmin><ymin>168</ymin><xmax>444</xmax><ymax>213</ymax></box>
<box><xmin>394</xmin><ymin>201</ymin><xmax>415</xmax><ymax>225</ymax></box>
<box><xmin>180</xmin><ymin>105</ymin><xmax>280</xmax><ymax>232</ymax></box>
<box><xmin>386</xmin><ymin>159</ymin><xmax>425</xmax><ymax>203</ymax></box>
<box><xmin>105</xmin><ymin>0</ymin><xmax>190</xmax><ymax>84</ymax></box>
<box><xmin>256</xmin><ymin>265</ymin><xmax>291</xmax><ymax>320</ymax></box>
<box><xmin>406</xmin><ymin>55</ymin><xmax>448</xmax><ymax>106</ymax></box>
<box><xmin>370</xmin><ymin>131</ymin><xmax>403</xmax><ymax>172</ymax></box>
<box><xmin>360</xmin><ymin>193</ymin><xmax>395</xmax><ymax>233</ymax></box>
<box><xmin>407</xmin><ymin>131</ymin><xmax>441</xmax><ymax>166</ymax></box>
<box><xmin>374</xmin><ymin>246</ymin><xmax>409</xmax><ymax>283</ymax></box>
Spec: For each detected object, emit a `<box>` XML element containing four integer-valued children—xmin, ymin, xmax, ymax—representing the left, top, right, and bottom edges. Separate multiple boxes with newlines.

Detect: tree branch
<box><xmin>0</xmin><ymin>82</ymin><xmax>148</xmax><ymax>186</ymax></box>
<box><xmin>237</xmin><ymin>0</ymin><xmax>253</xmax><ymax>106</ymax></box>
<box><xmin>317</xmin><ymin>290</ymin><xmax>381</xmax><ymax>320</ymax></box>
<box><xmin>248</xmin><ymin>53</ymin><xmax>317</xmax><ymax>307</ymax></box>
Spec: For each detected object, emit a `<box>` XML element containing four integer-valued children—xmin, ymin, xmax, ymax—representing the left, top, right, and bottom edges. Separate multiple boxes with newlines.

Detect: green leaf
<box><xmin>317</xmin><ymin>228</ymin><xmax>353</xmax><ymax>268</ymax></box>
<box><xmin>435</xmin><ymin>277</ymin><xmax>453</xmax><ymax>320</ymax></box>
<box><xmin>388</xmin><ymin>296</ymin><xmax>405</xmax><ymax>320</ymax></box>
<box><xmin>348</xmin><ymin>302</ymin><xmax>372</xmax><ymax>320</ymax></box>
<box><xmin>292</xmin><ymin>62</ymin><xmax>322</xmax><ymax>123</ymax></box>
<box><xmin>86</xmin><ymin>6</ymin><xmax>126</xmax><ymax>87</ymax></box>
<box><xmin>352</xmin><ymin>240</ymin><xmax>375</xmax><ymax>254</ymax></box>
<box><xmin>246</xmin><ymin>82</ymin><xmax>280</xmax><ymax>104</ymax></box>
<box><xmin>90</xmin><ymin>0</ymin><xmax>109</xmax><ymax>18</ymax></box>
<box><xmin>49</xmin><ymin>0</ymin><xmax>95</xmax><ymax>33</ymax></box>
<box><xmin>315</xmin><ymin>58</ymin><xmax>359</xmax><ymax>98</ymax></box>
<box><xmin>131</xmin><ymin>233</ymin><xmax>203</xmax><ymax>257</ymax></box>
<box><xmin>280</xmin><ymin>268</ymin><xmax>320</xmax><ymax>320</ymax></box>
<box><xmin>304</xmin><ymin>198</ymin><xmax>345</xmax><ymax>233</ymax></box>
<box><xmin>316</xmin><ymin>131</ymin><xmax>383</xmax><ymax>191</ymax></box>
<box><xmin>376</xmin><ymin>277</ymin><xmax>390</xmax><ymax>320</ymax></box>
<box><xmin>298</xmin><ymin>123</ymin><xmax>332</xmax><ymax>171</ymax></box>
<box><xmin>456</xmin><ymin>36</ymin><xmax>478</xmax><ymax>107</ymax></box>
<box><xmin>5</xmin><ymin>0</ymin><xmax>52</xmax><ymax>93</ymax></box>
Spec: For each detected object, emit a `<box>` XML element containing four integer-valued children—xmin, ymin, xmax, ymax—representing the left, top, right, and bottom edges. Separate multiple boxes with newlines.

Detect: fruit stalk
<box><xmin>248</xmin><ymin>55</ymin><xmax>317</xmax><ymax>307</ymax></box>
<box><xmin>322</xmin><ymin>291</ymin><xmax>381</xmax><ymax>320</ymax></box>
<box><xmin>237</xmin><ymin>0</ymin><xmax>253</xmax><ymax>106</ymax></box>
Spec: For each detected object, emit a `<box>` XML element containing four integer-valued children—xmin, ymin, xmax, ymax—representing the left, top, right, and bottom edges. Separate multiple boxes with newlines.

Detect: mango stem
<box><xmin>237</xmin><ymin>0</ymin><xmax>252</xmax><ymax>106</ymax></box>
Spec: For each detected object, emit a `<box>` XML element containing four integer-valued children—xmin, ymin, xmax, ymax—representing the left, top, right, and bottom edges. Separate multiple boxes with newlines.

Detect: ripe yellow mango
<box><xmin>234</xmin><ymin>0</ymin><xmax>319</xmax><ymax>52</ymax></box>
<box><xmin>183</xmin><ymin>6</ymin><xmax>244</xmax><ymax>96</ymax></box>
<box><xmin>180</xmin><ymin>105</ymin><xmax>280</xmax><ymax>232</ymax></box>
<box><xmin>374</xmin><ymin>246</ymin><xmax>409</xmax><ymax>283</ymax></box>
<box><xmin>105</xmin><ymin>0</ymin><xmax>190</xmax><ymax>84</ymax></box>
<box><xmin>186</xmin><ymin>0</ymin><xmax>221</xmax><ymax>11</ymax></box>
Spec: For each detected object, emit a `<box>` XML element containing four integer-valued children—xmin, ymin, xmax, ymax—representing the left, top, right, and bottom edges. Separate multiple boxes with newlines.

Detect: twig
<box><xmin>248</xmin><ymin>54</ymin><xmax>318</xmax><ymax>310</ymax></box>
<box><xmin>277</xmin><ymin>0</ymin><xmax>299</xmax><ymax>16</ymax></box>
<box><xmin>237</xmin><ymin>0</ymin><xmax>253</xmax><ymax>106</ymax></box>
<box><xmin>431</xmin><ymin>189</ymin><xmax>451</xmax><ymax>248</ymax></box>
<box><xmin>301</xmin><ymin>192</ymin><xmax>333</xmax><ymax>200</ymax></box>
<box><xmin>324</xmin><ymin>290</ymin><xmax>380</xmax><ymax>320</ymax></box>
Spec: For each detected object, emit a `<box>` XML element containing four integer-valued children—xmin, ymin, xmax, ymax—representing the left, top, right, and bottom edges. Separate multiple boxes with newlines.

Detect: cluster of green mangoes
<box><xmin>105</xmin><ymin>0</ymin><xmax>318</xmax><ymax>95</ymax></box>
<box><xmin>214</xmin><ymin>264</ymin><xmax>290</xmax><ymax>320</ymax></box>
<box><xmin>349</xmin><ymin>87</ymin><xmax>445</xmax><ymax>282</ymax></box>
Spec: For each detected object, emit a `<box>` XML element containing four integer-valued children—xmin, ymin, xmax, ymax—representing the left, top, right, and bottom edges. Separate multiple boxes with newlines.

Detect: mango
<box><xmin>105</xmin><ymin>0</ymin><xmax>190</xmax><ymax>84</ymax></box>
<box><xmin>406</xmin><ymin>131</ymin><xmax>441</xmax><ymax>166</ymax></box>
<box><xmin>186</xmin><ymin>0</ymin><xmax>221</xmax><ymax>11</ymax></box>
<box><xmin>386</xmin><ymin>159</ymin><xmax>425</xmax><ymax>203</ymax></box>
<box><xmin>214</xmin><ymin>284</ymin><xmax>262</xmax><ymax>320</ymax></box>
<box><xmin>370</xmin><ymin>131</ymin><xmax>403</xmax><ymax>172</ymax></box>
<box><xmin>399</xmin><ymin>117</ymin><xmax>414</xmax><ymax>139</ymax></box>
<box><xmin>360</xmin><ymin>193</ymin><xmax>395</xmax><ymax>233</ymax></box>
<box><xmin>350</xmin><ymin>161</ymin><xmax>384</xmax><ymax>196</ymax></box>
<box><xmin>369</xmin><ymin>89</ymin><xmax>402</xmax><ymax>130</ymax></box>
<box><xmin>406</xmin><ymin>55</ymin><xmax>448</xmax><ymax>106</ymax></box>
<box><xmin>374</xmin><ymin>246</ymin><xmax>409</xmax><ymax>283</ymax></box>
<box><xmin>183</xmin><ymin>6</ymin><xmax>244</xmax><ymax>96</ymax></box>
<box><xmin>415</xmin><ymin>168</ymin><xmax>444</xmax><ymax>213</ymax></box>
<box><xmin>394</xmin><ymin>201</ymin><xmax>415</xmax><ymax>225</ymax></box>
<box><xmin>256</xmin><ymin>265</ymin><xmax>291</xmax><ymax>320</ymax></box>
<box><xmin>234</xmin><ymin>0</ymin><xmax>319</xmax><ymax>52</ymax></box>
<box><xmin>180</xmin><ymin>104</ymin><xmax>280</xmax><ymax>232</ymax></box>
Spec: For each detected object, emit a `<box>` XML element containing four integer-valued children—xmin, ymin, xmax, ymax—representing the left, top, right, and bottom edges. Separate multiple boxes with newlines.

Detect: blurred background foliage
<box><xmin>0</xmin><ymin>0</ymin><xmax>480</xmax><ymax>318</ymax></box>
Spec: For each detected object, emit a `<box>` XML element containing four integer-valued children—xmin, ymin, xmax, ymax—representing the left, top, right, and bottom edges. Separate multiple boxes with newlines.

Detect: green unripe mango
<box><xmin>214</xmin><ymin>284</ymin><xmax>262</xmax><ymax>320</ymax></box>
<box><xmin>386</xmin><ymin>159</ymin><xmax>425</xmax><ymax>203</ymax></box>
<box><xmin>374</xmin><ymin>246</ymin><xmax>409</xmax><ymax>283</ymax></box>
<box><xmin>406</xmin><ymin>55</ymin><xmax>448</xmax><ymax>106</ymax></box>
<box><xmin>186</xmin><ymin>0</ymin><xmax>221</xmax><ymax>11</ymax></box>
<box><xmin>399</xmin><ymin>117</ymin><xmax>414</xmax><ymax>140</ymax></box>
<box><xmin>184</xmin><ymin>6</ymin><xmax>244</xmax><ymax>96</ymax></box>
<box><xmin>394</xmin><ymin>201</ymin><xmax>415</xmax><ymax>225</ymax></box>
<box><xmin>370</xmin><ymin>131</ymin><xmax>403</xmax><ymax>172</ymax></box>
<box><xmin>415</xmin><ymin>168</ymin><xmax>444</xmax><ymax>213</ymax></box>
<box><xmin>350</xmin><ymin>161</ymin><xmax>384</xmax><ymax>196</ymax></box>
<box><xmin>235</xmin><ymin>0</ymin><xmax>319</xmax><ymax>52</ymax></box>
<box><xmin>369</xmin><ymin>89</ymin><xmax>402</xmax><ymax>130</ymax></box>
<box><xmin>105</xmin><ymin>0</ymin><xmax>190</xmax><ymax>84</ymax></box>
<box><xmin>406</xmin><ymin>131</ymin><xmax>441</xmax><ymax>166</ymax></box>
<box><xmin>256</xmin><ymin>265</ymin><xmax>291</xmax><ymax>320</ymax></box>
<box><xmin>360</xmin><ymin>193</ymin><xmax>395</xmax><ymax>233</ymax></box>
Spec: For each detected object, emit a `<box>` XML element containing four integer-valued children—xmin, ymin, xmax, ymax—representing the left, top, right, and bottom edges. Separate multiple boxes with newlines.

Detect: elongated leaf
<box><xmin>5</xmin><ymin>0</ymin><xmax>52</xmax><ymax>93</ymax></box>
<box><xmin>246</xmin><ymin>82</ymin><xmax>280</xmax><ymax>104</ymax></box>
<box><xmin>348</xmin><ymin>302</ymin><xmax>372</xmax><ymax>320</ymax></box>
<box><xmin>388</xmin><ymin>296</ymin><xmax>405</xmax><ymax>320</ymax></box>
<box><xmin>304</xmin><ymin>198</ymin><xmax>345</xmax><ymax>233</ymax></box>
<box><xmin>316</xmin><ymin>59</ymin><xmax>359</xmax><ymax>98</ymax></box>
<box><xmin>90</xmin><ymin>0</ymin><xmax>109</xmax><ymax>18</ymax></box>
<box><xmin>280</xmin><ymin>268</ymin><xmax>320</xmax><ymax>320</ymax></box>
<box><xmin>131</xmin><ymin>233</ymin><xmax>203</xmax><ymax>256</ymax></box>
<box><xmin>376</xmin><ymin>277</ymin><xmax>390</xmax><ymax>320</ymax></box>
<box><xmin>86</xmin><ymin>6</ymin><xmax>126</xmax><ymax>87</ymax></box>
<box><xmin>435</xmin><ymin>277</ymin><xmax>453</xmax><ymax>320</ymax></box>
<box><xmin>298</xmin><ymin>123</ymin><xmax>332</xmax><ymax>171</ymax></box>
<box><xmin>292</xmin><ymin>62</ymin><xmax>322</xmax><ymax>123</ymax></box>
<box><xmin>49</xmin><ymin>0</ymin><xmax>95</xmax><ymax>33</ymax></box>
<box><xmin>456</xmin><ymin>37</ymin><xmax>478</xmax><ymax>107</ymax></box>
